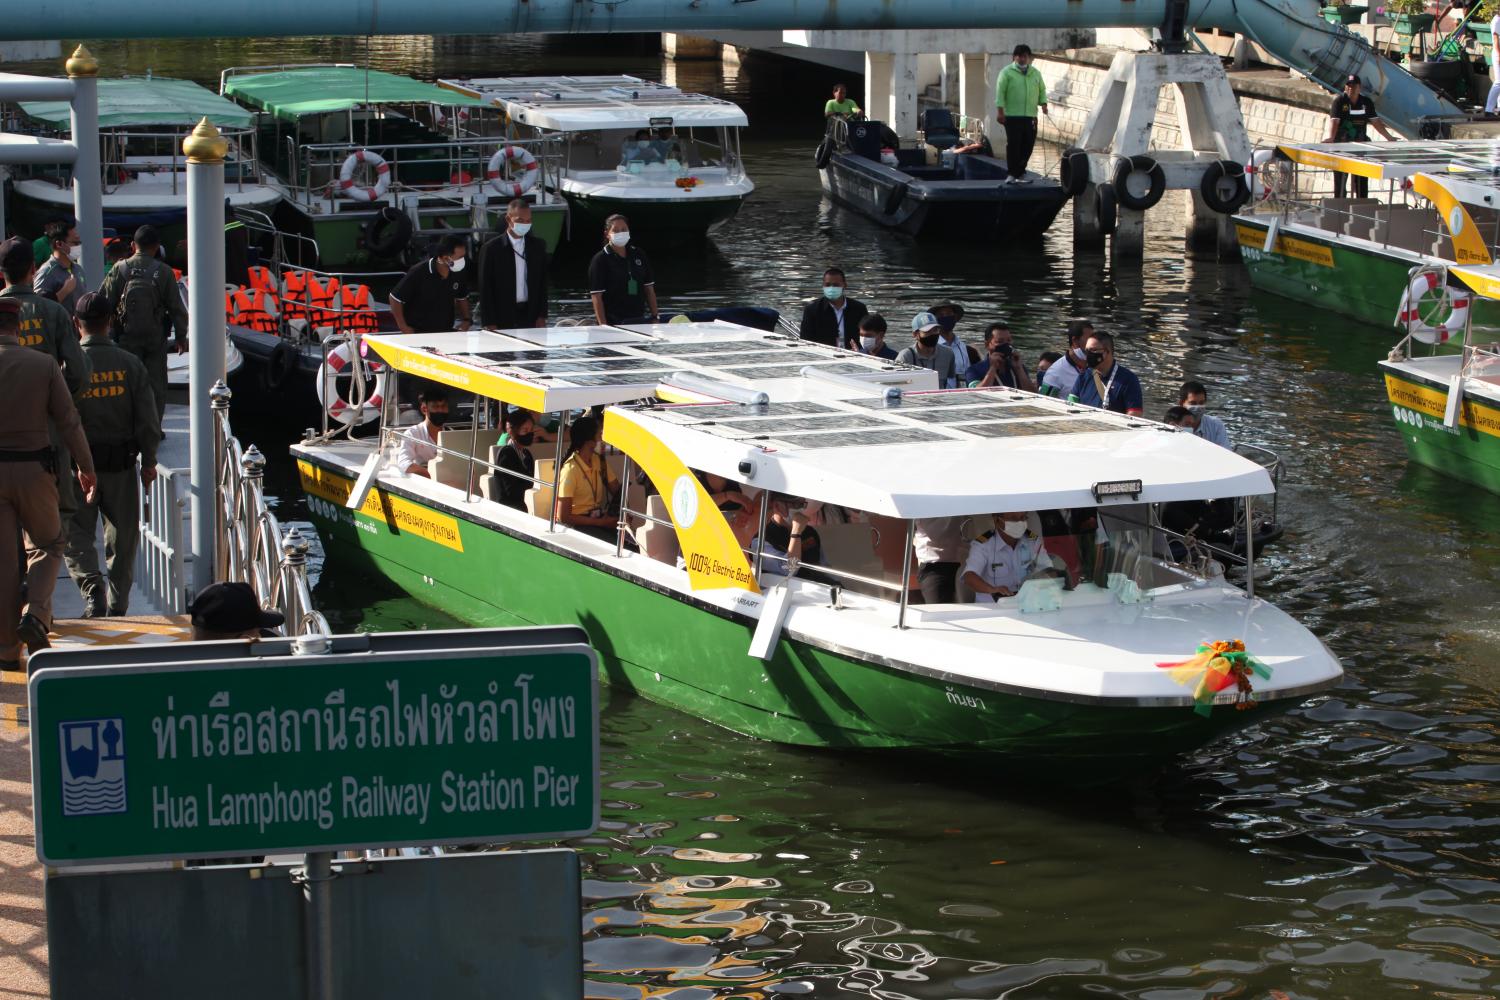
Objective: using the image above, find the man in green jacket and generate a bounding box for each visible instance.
[995,44,1048,183]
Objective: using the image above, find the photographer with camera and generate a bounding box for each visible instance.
[964,321,1035,391]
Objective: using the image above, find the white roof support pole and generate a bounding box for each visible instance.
[66,46,103,292]
[185,119,228,596]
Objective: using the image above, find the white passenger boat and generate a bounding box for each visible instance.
[292,321,1341,771]
[439,75,753,244]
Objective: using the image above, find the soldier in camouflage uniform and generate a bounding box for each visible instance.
[98,225,186,421]
[63,293,161,618]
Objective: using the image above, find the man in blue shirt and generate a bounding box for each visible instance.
[1071,331,1143,415]
[855,313,898,359]
[1178,380,1231,449]
[964,321,1035,390]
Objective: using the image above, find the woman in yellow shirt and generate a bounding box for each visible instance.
[555,414,620,542]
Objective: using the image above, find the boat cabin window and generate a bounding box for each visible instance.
[565,128,727,174]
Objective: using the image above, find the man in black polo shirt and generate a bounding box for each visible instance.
[389,234,472,334]
[588,214,659,325]
[1325,75,1396,198]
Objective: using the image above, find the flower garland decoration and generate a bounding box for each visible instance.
[1156,640,1272,716]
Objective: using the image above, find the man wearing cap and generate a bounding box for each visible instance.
[0,297,96,666]
[1325,75,1397,198]
[188,581,284,641]
[929,301,978,373]
[896,312,958,388]
[62,292,162,618]
[98,225,188,420]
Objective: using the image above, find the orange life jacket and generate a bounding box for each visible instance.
[337,283,380,333]
[281,270,310,321]
[306,274,342,328]
[247,265,277,295]
[231,286,280,334]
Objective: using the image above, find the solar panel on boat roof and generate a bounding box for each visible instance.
[655,400,840,422]
[722,363,861,380]
[920,405,1039,424]
[772,427,937,449]
[508,358,672,373]
[553,372,676,387]
[716,414,853,434]
[963,418,1121,438]
[847,390,1011,409]
[689,351,824,368]
[470,347,629,363]
[629,340,777,356]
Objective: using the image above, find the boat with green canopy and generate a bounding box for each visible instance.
[220,64,568,268]
[291,321,1341,771]
[6,75,285,246]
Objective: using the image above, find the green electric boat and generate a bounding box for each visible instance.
[291,322,1341,771]
[219,64,568,268]
[1234,139,1500,331]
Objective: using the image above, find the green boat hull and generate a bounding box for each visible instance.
[285,201,567,269]
[564,191,745,246]
[299,457,1265,768]
[1234,217,1500,330]
[1384,364,1500,492]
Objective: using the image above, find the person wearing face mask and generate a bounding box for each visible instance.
[854,313,897,359]
[1178,380,1231,449]
[1040,319,1093,397]
[33,220,85,315]
[964,321,1035,391]
[589,214,659,325]
[1070,331,1143,416]
[389,234,472,335]
[479,199,549,330]
[555,414,621,542]
[896,312,958,388]
[927,302,979,371]
[962,511,1054,602]
[995,43,1048,183]
[492,408,537,511]
[398,386,450,478]
[798,267,868,347]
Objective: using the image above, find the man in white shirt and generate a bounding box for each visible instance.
[479,199,549,330]
[1178,380,1231,450]
[913,516,969,603]
[928,301,976,374]
[1040,319,1091,397]
[962,512,1051,602]
[397,386,450,477]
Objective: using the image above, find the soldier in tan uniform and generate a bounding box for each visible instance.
[63,293,161,618]
[0,298,96,666]
[97,225,187,420]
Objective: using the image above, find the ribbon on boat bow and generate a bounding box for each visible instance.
[1156,640,1272,716]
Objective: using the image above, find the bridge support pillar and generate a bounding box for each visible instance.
[959,53,993,142]
[865,50,920,139]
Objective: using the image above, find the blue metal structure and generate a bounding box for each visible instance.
[0,0,1462,135]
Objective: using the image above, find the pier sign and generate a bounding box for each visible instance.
[28,632,599,865]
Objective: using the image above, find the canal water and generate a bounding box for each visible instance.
[33,35,1500,999]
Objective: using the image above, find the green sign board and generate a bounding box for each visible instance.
[29,633,598,865]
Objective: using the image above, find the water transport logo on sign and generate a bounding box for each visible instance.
[671,474,699,529]
[60,719,127,817]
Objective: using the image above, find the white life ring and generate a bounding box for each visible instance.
[1396,270,1470,344]
[338,149,393,202]
[316,339,388,426]
[1245,148,1276,202]
[486,145,539,197]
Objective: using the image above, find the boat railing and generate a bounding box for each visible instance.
[98,124,264,196]
[1233,443,1283,525]
[212,382,330,637]
[282,134,563,211]
[134,462,190,614]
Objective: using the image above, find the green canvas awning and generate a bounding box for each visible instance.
[221,66,487,123]
[18,77,253,129]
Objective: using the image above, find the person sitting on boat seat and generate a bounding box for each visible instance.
[398,385,449,478]
[624,130,662,165]
[556,414,621,543]
[1071,332,1143,416]
[896,313,958,388]
[799,267,869,347]
[962,512,1055,603]
[1178,380,1231,450]
[964,321,1036,391]
[1040,319,1092,397]
[698,470,758,550]
[1036,350,1063,382]
[855,313,898,359]
[493,409,537,512]
[929,301,978,373]
[752,494,824,577]
[825,82,862,120]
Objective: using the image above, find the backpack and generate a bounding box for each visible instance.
[115,260,164,341]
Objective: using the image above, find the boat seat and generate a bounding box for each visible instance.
[920,108,961,151]
[1317,197,1376,234]
[1373,206,1439,254]
[605,451,625,482]
[1340,201,1383,240]
[817,522,882,589]
[1432,234,1454,260]
[621,478,646,531]
[523,458,557,519]
[635,495,679,565]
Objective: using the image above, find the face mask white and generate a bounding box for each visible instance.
[511,222,532,237]
[1002,519,1027,538]
[67,244,83,264]
[859,336,880,353]
[1186,403,1206,416]
[1072,346,1087,360]
[610,231,631,248]
[446,255,467,273]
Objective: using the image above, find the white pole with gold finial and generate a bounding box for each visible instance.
[66,44,102,290]
[184,116,227,595]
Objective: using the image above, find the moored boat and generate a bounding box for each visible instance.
[1234,139,1500,330]
[292,321,1342,770]
[6,76,285,251]
[439,75,753,244]
[219,64,569,268]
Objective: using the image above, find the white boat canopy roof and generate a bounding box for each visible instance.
[1273,138,1500,181]
[364,322,1273,518]
[439,75,750,131]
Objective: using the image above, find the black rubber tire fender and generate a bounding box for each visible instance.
[1198,159,1251,214]
[882,181,910,217]
[364,206,413,258]
[1095,184,1118,237]
[266,340,300,391]
[1059,148,1090,196]
[815,138,832,169]
[1112,154,1167,211]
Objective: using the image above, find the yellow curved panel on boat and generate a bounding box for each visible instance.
[1411,173,1492,266]
[1277,145,1384,179]
[603,410,760,594]
[363,335,549,412]
[1451,265,1500,300]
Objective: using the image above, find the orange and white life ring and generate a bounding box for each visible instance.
[338,149,393,202]
[1245,148,1276,202]
[316,338,388,426]
[486,145,538,198]
[1396,269,1470,344]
